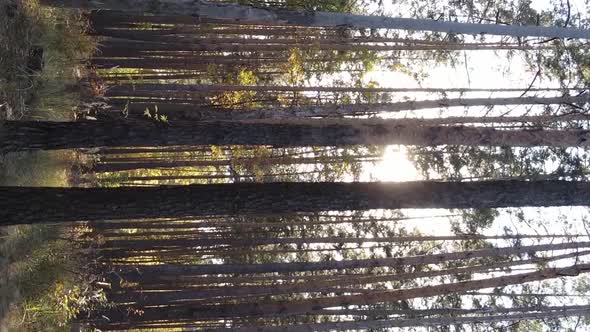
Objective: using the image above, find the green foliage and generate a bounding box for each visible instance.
[408,146,590,181]
[143,105,168,123]
[284,48,305,85]
[207,67,261,108]
[452,209,498,236]
[505,320,544,332]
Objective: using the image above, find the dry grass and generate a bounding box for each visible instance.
[0,0,95,120]
[0,1,98,330]
[0,150,78,331]
[0,224,86,332]
[0,0,39,119]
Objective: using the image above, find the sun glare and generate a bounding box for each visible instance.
[363,145,420,182]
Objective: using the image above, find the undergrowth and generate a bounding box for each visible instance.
[0,1,99,330]
[0,224,102,332]
[0,0,95,120]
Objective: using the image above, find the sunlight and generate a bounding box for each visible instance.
[364,145,420,182]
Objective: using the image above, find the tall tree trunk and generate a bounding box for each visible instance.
[100,264,590,321]
[118,100,587,121]
[146,95,587,120]
[106,84,575,94]
[41,0,590,39]
[1,180,590,223]
[4,119,590,153]
[105,250,589,305]
[115,241,590,276]
[91,155,376,173]
[97,38,544,52]
[202,307,590,332]
[102,235,590,250]
[311,304,590,317]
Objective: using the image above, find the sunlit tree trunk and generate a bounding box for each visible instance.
[102,235,590,250]
[115,241,590,276]
[106,84,574,94]
[146,95,587,120]
[41,0,590,39]
[105,250,588,305]
[97,38,544,52]
[91,155,378,173]
[206,306,590,332]
[312,304,590,317]
[97,264,590,321]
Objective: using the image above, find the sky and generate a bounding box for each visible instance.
[354,0,590,276]
[362,0,589,182]
[349,2,590,322]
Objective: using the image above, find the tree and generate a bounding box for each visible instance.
[103,89,587,120]
[41,0,590,39]
[115,241,589,276]
[4,119,590,153]
[106,249,588,305]
[2,180,590,224]
[197,306,590,332]
[96,263,590,319]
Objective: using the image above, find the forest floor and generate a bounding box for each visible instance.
[0,0,96,330]
[0,0,93,121]
[0,150,87,332]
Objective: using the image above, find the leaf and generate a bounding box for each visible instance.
[121,100,130,118]
[143,107,152,118]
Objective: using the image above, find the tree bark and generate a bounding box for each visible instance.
[105,250,589,305]
[97,38,544,52]
[106,84,576,94]
[2,180,590,224]
[4,119,590,153]
[115,241,590,276]
[101,264,590,321]
[203,307,590,332]
[40,0,590,39]
[130,95,587,120]
[102,234,590,250]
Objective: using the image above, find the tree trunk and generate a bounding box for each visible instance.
[4,119,590,153]
[40,0,590,39]
[115,241,590,276]
[91,155,376,173]
[106,84,576,94]
[203,307,590,332]
[101,264,590,321]
[3,181,590,224]
[148,95,588,120]
[97,38,544,52]
[118,100,587,121]
[102,234,590,250]
[105,250,589,305]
